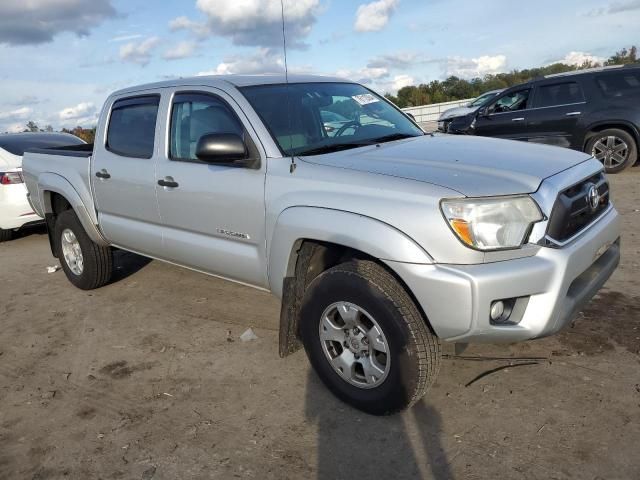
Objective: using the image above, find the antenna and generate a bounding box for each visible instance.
[280,0,296,173]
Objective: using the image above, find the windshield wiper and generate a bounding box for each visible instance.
[295,133,422,156]
[295,142,369,156]
[365,132,423,144]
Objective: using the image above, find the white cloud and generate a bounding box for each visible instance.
[119,37,160,66]
[333,67,413,94]
[335,66,390,84]
[391,74,414,91]
[354,0,399,32]
[555,51,605,66]
[163,41,198,60]
[171,0,319,48]
[446,55,507,78]
[58,102,97,126]
[110,34,143,43]
[0,106,33,121]
[586,0,640,15]
[0,0,116,45]
[197,48,284,76]
[5,123,26,133]
[367,52,426,69]
[169,16,210,38]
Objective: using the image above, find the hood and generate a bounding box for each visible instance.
[302,135,592,197]
[439,106,474,120]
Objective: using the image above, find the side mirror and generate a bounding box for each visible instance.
[195,133,248,164]
[477,106,489,117]
[406,112,416,121]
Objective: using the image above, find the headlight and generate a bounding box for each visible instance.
[440,196,543,251]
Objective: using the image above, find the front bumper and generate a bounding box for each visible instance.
[387,206,621,343]
[0,183,43,230]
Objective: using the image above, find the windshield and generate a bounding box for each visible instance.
[240,82,423,156]
[469,91,497,107]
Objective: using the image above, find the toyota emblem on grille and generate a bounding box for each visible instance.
[587,184,600,212]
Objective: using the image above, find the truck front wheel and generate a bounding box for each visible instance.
[54,209,113,290]
[299,259,441,415]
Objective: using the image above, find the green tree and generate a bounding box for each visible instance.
[24,121,39,132]
[605,46,637,65]
[63,126,96,143]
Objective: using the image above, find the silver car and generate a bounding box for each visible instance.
[23,75,620,415]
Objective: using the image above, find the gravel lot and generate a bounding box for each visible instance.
[1,168,639,480]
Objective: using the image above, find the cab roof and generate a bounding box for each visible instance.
[111,74,351,97]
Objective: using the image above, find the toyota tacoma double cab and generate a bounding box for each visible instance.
[23,75,621,415]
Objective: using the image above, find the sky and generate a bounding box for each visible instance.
[0,0,638,132]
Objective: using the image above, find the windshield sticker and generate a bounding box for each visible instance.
[352,94,379,106]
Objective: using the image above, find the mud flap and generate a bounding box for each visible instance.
[45,212,58,257]
[279,276,303,357]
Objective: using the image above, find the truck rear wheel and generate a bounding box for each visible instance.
[54,209,112,290]
[299,259,441,415]
[0,228,12,243]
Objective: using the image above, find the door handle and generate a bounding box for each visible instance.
[511,117,525,122]
[158,177,179,188]
[565,111,582,117]
[95,169,111,179]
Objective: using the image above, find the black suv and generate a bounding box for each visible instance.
[446,64,640,173]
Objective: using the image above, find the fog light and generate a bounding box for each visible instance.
[490,298,517,324]
[490,301,505,321]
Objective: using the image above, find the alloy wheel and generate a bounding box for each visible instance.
[591,135,629,169]
[61,228,84,275]
[319,301,391,389]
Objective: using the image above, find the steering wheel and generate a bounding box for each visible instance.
[335,121,361,137]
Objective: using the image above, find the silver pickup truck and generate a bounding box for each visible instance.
[23,75,621,415]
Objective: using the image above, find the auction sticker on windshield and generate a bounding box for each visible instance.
[352,94,379,106]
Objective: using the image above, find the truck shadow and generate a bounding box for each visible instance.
[109,249,153,283]
[10,223,47,240]
[305,371,453,479]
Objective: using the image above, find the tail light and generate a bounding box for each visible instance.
[0,171,24,185]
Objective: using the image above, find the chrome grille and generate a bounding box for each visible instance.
[545,172,610,244]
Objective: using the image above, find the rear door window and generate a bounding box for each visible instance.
[106,95,160,158]
[533,82,585,108]
[596,71,640,97]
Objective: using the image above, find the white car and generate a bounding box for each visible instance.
[0,133,85,242]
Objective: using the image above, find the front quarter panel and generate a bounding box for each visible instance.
[268,206,433,298]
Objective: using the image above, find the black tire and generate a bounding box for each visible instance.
[299,259,441,415]
[0,228,12,243]
[54,209,113,290]
[586,128,638,173]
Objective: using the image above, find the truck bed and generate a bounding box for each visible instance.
[22,146,96,224]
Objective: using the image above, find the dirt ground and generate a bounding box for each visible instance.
[1,168,639,480]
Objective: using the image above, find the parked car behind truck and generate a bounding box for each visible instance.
[445,64,640,173]
[23,75,620,415]
[437,88,504,132]
[0,132,84,242]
